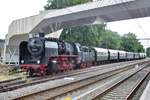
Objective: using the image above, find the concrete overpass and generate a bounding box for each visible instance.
[4,0,150,64]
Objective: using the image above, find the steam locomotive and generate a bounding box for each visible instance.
[19,33,146,76]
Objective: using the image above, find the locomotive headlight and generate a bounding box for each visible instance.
[37,60,40,64]
[21,60,24,64]
[52,60,57,63]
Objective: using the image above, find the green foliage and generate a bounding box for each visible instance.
[60,27,145,52]
[121,33,145,52]
[60,24,122,50]
[60,24,105,47]
[44,0,89,10]
[146,48,150,57]
[100,30,121,49]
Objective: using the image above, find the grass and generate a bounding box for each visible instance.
[0,64,26,81]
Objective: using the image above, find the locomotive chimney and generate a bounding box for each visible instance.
[38,33,45,38]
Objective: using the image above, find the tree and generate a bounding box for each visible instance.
[60,24,106,47]
[60,24,123,49]
[44,0,89,10]
[121,33,145,52]
[136,41,145,52]
[146,47,150,57]
[100,30,121,49]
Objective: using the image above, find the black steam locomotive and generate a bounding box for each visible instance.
[19,33,146,76]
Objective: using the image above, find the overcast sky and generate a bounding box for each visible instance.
[0,0,150,48]
[0,0,47,39]
[107,17,150,48]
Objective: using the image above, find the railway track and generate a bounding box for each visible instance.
[53,63,150,100]
[0,59,149,100]
[94,66,150,100]
[0,77,22,84]
[131,72,150,100]
[0,76,47,93]
[16,67,130,100]
[0,60,149,100]
[0,60,146,93]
